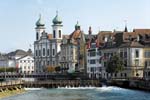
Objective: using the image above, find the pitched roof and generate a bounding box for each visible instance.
[7,49,27,56]
[0,54,8,60]
[16,54,33,60]
[70,30,81,39]
[133,29,150,33]
[119,41,144,48]
[97,31,115,43]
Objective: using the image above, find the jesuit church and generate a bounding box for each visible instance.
[34,12,64,73]
[34,12,87,73]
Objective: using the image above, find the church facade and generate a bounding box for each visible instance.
[34,13,63,73]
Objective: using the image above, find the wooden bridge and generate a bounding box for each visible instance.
[0,73,86,80]
[0,72,101,89]
[23,80,101,88]
[0,79,101,89]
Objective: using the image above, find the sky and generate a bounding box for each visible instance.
[0,0,150,53]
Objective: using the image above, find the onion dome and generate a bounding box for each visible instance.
[36,14,45,26]
[52,11,62,24]
[75,21,80,30]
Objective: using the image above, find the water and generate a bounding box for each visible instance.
[1,86,150,100]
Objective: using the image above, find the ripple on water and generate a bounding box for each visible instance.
[1,87,150,100]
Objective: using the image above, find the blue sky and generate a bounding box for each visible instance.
[0,0,150,53]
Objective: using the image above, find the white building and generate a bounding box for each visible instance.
[100,39,145,79]
[34,12,64,73]
[0,54,15,68]
[16,55,34,74]
[0,49,34,74]
[87,38,102,79]
[60,37,78,73]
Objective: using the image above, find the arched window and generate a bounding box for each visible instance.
[43,48,45,56]
[53,30,56,38]
[36,50,38,56]
[36,32,39,40]
[53,49,55,56]
[47,49,50,56]
[39,50,41,56]
[59,30,61,38]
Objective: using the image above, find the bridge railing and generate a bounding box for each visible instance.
[0,80,23,87]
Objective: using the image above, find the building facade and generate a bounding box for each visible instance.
[87,40,102,79]
[16,55,34,74]
[34,13,63,73]
[98,29,150,79]
[60,37,78,73]
[0,54,15,68]
[0,49,33,73]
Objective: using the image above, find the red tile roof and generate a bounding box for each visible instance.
[133,29,150,33]
[70,30,81,39]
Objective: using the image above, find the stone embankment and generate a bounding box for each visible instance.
[0,80,25,99]
[107,79,150,92]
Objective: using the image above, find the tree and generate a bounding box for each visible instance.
[55,66,61,72]
[46,66,55,72]
[0,67,17,72]
[106,54,124,74]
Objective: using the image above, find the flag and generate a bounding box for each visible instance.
[87,41,91,49]
[16,63,18,68]
[100,56,106,61]
[95,39,99,47]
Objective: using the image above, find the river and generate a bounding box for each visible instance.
[1,86,150,100]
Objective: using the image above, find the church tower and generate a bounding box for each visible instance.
[51,11,63,55]
[52,11,63,39]
[35,14,45,41]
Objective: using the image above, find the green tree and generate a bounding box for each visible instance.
[55,66,61,72]
[106,54,124,74]
[0,67,17,72]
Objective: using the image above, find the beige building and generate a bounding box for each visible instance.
[143,48,150,80]
[98,28,150,79]
[60,37,78,73]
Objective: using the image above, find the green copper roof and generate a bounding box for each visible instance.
[52,11,62,24]
[75,21,80,30]
[36,14,45,26]
[75,21,80,27]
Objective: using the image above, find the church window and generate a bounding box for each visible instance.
[43,48,45,56]
[36,50,38,56]
[59,30,61,38]
[36,32,39,40]
[53,30,56,38]
[53,49,55,56]
[39,50,41,56]
[47,49,50,56]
